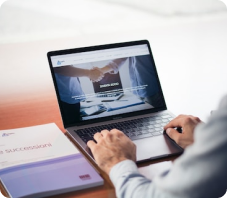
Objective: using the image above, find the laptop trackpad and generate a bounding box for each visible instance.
[134,134,182,162]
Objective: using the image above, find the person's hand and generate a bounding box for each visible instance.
[87,129,136,174]
[89,67,104,82]
[164,115,202,149]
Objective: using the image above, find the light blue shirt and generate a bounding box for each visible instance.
[110,95,227,198]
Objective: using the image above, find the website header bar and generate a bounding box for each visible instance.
[51,44,149,67]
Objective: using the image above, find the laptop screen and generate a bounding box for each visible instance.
[48,40,166,127]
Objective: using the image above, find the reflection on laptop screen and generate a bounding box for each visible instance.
[50,44,164,124]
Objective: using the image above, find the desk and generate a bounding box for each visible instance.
[0,88,177,198]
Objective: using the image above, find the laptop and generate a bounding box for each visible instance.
[47,40,183,163]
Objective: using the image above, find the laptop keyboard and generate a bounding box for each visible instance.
[75,113,173,143]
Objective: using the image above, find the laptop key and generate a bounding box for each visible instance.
[141,126,149,130]
[143,122,150,126]
[161,114,172,119]
[160,123,167,127]
[155,128,165,134]
[83,137,94,143]
[148,129,156,133]
[150,132,161,136]
[162,118,169,122]
[129,128,135,132]
[155,127,163,131]
[129,133,136,138]
[147,125,154,129]
[141,129,149,134]
[135,131,143,136]
[154,116,162,120]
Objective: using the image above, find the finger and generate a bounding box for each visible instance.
[100,129,120,141]
[189,115,201,123]
[164,117,184,130]
[87,140,96,150]
[93,132,103,142]
[110,129,126,138]
[110,128,123,135]
[101,129,110,137]
[166,128,181,143]
[110,128,122,132]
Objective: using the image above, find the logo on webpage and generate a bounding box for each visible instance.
[57,60,65,66]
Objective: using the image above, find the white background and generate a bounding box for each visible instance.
[1,0,227,122]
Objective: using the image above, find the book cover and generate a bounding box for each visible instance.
[0,123,103,198]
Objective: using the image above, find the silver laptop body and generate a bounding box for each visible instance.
[47,40,183,163]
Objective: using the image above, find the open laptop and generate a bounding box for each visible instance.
[47,40,183,163]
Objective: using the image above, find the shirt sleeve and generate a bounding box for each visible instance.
[109,95,227,198]
[107,58,128,74]
[110,160,154,198]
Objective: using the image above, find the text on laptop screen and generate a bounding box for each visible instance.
[50,44,164,124]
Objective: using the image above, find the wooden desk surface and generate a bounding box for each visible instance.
[0,88,177,198]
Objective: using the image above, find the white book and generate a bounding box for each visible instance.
[0,123,103,198]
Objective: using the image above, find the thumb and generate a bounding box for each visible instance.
[166,128,181,143]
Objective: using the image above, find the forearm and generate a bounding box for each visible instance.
[110,155,213,198]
